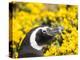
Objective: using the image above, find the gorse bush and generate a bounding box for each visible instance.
[9,2,78,58]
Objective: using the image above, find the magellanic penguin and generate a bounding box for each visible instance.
[18,25,63,58]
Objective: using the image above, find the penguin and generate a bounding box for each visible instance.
[18,25,63,58]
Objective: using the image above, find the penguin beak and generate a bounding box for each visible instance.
[47,26,64,36]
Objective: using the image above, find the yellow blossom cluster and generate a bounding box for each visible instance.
[9,2,78,58]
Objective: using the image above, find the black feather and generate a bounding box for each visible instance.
[18,26,54,58]
[18,27,43,58]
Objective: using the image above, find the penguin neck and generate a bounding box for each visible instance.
[30,27,44,51]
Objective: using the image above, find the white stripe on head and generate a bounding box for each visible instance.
[30,26,49,50]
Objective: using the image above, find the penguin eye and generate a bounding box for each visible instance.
[42,30,47,33]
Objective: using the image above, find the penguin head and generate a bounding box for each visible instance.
[30,25,63,50]
[41,26,63,36]
[35,26,63,45]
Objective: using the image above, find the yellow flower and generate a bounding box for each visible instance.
[13,30,23,43]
